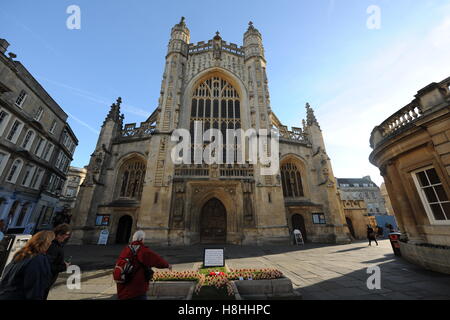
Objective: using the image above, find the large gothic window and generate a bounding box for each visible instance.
[117,158,146,200]
[190,76,241,163]
[281,163,304,198]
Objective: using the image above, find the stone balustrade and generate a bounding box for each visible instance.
[370,102,423,149]
[174,164,254,178]
[277,125,309,144]
[119,122,156,140]
[188,40,245,57]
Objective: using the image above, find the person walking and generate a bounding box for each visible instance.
[0,231,54,300]
[114,230,172,300]
[44,223,72,299]
[388,224,395,233]
[367,225,378,246]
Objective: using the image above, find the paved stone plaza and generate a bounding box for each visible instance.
[48,239,450,300]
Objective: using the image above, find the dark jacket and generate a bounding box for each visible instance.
[47,239,66,278]
[0,254,52,300]
[367,227,376,240]
[116,241,169,300]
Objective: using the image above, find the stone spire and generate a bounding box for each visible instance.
[103,97,122,126]
[178,16,186,28]
[168,17,190,56]
[306,103,320,129]
[170,16,190,42]
[243,21,264,60]
[245,21,261,36]
[213,31,222,41]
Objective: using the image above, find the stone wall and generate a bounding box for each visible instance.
[400,242,450,274]
[342,200,370,240]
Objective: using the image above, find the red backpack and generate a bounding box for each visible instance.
[113,245,140,284]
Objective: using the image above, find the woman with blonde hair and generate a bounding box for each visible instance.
[0,231,54,300]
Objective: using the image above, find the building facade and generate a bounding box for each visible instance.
[380,183,395,216]
[0,39,78,234]
[71,19,350,246]
[370,76,450,273]
[58,166,87,215]
[337,176,387,215]
[341,199,372,240]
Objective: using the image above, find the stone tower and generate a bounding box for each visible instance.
[71,98,123,244]
[303,103,350,243]
[135,17,191,243]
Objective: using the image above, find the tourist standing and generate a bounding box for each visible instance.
[44,223,72,299]
[367,225,378,246]
[0,231,54,300]
[114,230,172,300]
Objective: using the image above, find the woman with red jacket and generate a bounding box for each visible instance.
[116,230,171,300]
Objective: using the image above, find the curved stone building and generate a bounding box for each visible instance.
[370,76,450,273]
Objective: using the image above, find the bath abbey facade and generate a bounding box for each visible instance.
[71,18,351,245]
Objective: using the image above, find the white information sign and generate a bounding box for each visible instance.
[203,248,225,267]
[97,229,109,245]
[293,229,304,245]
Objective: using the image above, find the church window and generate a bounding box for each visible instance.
[281,162,304,198]
[190,75,241,163]
[118,158,146,200]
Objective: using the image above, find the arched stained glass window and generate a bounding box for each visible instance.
[190,76,241,164]
[281,163,304,198]
[117,158,146,200]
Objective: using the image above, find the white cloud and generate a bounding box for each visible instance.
[429,17,450,48]
[37,77,151,121]
[66,112,100,135]
[316,13,450,186]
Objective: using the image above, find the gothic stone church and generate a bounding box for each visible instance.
[71,19,351,245]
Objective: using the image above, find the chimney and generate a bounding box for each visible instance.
[0,39,10,55]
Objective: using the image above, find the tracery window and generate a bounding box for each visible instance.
[281,162,304,198]
[118,158,146,200]
[190,76,241,164]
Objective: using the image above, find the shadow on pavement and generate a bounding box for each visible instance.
[297,257,450,300]
[65,242,359,271]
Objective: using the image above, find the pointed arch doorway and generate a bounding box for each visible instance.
[116,215,132,244]
[200,198,227,244]
[292,214,307,242]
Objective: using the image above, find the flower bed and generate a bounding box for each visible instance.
[151,268,285,299]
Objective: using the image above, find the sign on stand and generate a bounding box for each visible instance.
[203,248,225,267]
[97,229,109,245]
[293,229,304,246]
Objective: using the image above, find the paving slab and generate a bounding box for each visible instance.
[46,239,450,300]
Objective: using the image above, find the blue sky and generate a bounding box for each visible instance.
[1,0,449,186]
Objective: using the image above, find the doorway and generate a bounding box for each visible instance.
[292,214,307,242]
[200,198,227,244]
[116,215,132,244]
